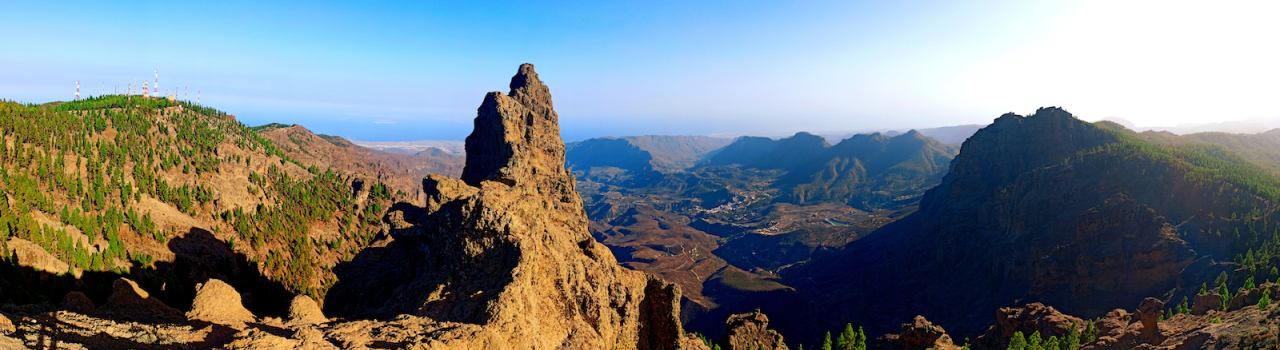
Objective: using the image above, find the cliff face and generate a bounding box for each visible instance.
[325,64,683,349]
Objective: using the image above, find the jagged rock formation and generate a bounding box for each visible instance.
[718,311,789,350]
[325,63,684,349]
[972,303,1085,350]
[874,316,960,350]
[186,279,256,329]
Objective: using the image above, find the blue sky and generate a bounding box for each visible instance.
[3,1,1278,141]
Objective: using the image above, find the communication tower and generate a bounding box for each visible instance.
[76,81,80,101]
[154,70,159,98]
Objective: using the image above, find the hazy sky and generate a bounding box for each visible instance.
[3,1,1278,141]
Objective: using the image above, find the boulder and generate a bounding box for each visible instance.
[1191,293,1221,315]
[186,279,256,328]
[100,278,184,323]
[288,295,328,326]
[0,313,12,334]
[718,311,788,350]
[61,291,96,314]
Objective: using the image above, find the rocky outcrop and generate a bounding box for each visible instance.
[100,278,184,323]
[1226,283,1280,311]
[974,303,1085,350]
[717,311,788,350]
[61,291,96,314]
[186,279,256,329]
[875,316,960,350]
[1135,298,1164,337]
[325,64,683,349]
[288,295,328,326]
[884,316,960,350]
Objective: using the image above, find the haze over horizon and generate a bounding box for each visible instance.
[3,1,1279,142]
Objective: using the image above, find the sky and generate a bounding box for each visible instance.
[2,1,1278,142]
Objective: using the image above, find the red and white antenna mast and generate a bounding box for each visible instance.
[198,90,201,106]
[154,69,159,98]
[76,81,80,101]
[185,86,188,101]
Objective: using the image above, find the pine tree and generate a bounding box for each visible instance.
[1007,331,1026,350]
[1259,288,1272,310]
[822,332,833,350]
[854,327,866,350]
[836,324,851,350]
[1044,336,1061,350]
[1064,323,1081,350]
[1027,331,1043,350]
[1219,282,1232,310]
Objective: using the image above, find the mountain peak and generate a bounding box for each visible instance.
[508,63,542,94]
[462,64,570,194]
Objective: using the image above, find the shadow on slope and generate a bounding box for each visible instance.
[0,228,294,318]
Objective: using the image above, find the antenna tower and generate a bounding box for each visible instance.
[76,81,80,101]
[154,70,158,98]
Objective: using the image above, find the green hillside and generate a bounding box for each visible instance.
[0,95,398,310]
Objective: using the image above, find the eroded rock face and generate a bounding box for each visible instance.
[186,279,256,329]
[100,278,184,324]
[326,64,683,349]
[718,311,788,350]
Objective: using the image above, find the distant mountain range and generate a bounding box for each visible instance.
[348,139,466,156]
[699,131,958,209]
[565,135,733,173]
[1102,116,1280,135]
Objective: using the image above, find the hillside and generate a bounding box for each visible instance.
[0,95,404,316]
[255,124,464,201]
[775,107,1280,344]
[775,130,956,208]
